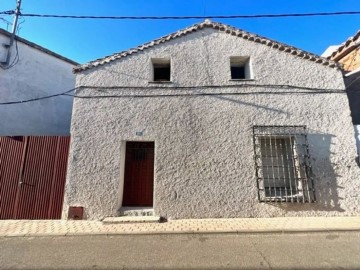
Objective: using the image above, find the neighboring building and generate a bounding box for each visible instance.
[321,45,340,58]
[64,20,360,220]
[326,30,360,161]
[0,28,78,135]
[328,30,360,72]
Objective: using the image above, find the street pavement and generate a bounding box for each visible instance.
[1,216,360,236]
[1,232,360,269]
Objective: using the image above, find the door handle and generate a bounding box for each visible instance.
[19,182,34,187]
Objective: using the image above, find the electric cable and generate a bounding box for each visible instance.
[0,10,13,15]
[1,10,360,20]
[0,88,77,105]
[0,84,346,105]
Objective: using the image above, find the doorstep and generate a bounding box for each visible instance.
[118,207,155,217]
[102,216,160,224]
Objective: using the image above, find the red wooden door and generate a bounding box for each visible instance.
[122,142,154,207]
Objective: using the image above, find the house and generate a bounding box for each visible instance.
[0,28,76,219]
[325,30,360,162]
[0,28,78,135]
[64,20,360,220]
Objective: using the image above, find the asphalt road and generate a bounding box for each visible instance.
[1,232,360,269]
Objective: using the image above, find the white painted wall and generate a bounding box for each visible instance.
[355,125,360,158]
[0,33,76,135]
[65,28,360,220]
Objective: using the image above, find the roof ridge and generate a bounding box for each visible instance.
[74,20,340,73]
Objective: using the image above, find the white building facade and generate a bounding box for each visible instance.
[64,21,360,220]
[0,29,77,135]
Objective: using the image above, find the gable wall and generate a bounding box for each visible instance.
[76,29,343,89]
[65,29,360,220]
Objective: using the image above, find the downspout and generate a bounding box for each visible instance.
[0,0,22,68]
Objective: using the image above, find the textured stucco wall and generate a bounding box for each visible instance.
[0,34,75,135]
[65,29,360,220]
[355,125,360,158]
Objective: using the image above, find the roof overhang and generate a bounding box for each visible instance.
[0,28,79,66]
[73,19,340,73]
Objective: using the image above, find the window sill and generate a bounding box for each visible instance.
[148,81,173,84]
[229,79,255,82]
[261,194,313,203]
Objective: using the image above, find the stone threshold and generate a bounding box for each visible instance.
[102,216,160,224]
[118,207,155,217]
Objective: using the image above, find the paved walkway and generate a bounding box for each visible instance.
[1,216,360,237]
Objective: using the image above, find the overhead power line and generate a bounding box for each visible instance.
[1,10,360,20]
[0,88,76,105]
[0,84,346,105]
[0,10,14,15]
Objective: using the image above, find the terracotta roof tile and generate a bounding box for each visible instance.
[74,20,339,73]
[328,30,360,60]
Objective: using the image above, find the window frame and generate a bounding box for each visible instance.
[253,125,315,203]
[151,58,171,82]
[230,56,252,80]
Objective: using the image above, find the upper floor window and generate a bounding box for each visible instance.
[152,58,171,82]
[230,56,252,80]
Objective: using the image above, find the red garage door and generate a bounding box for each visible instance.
[0,136,70,219]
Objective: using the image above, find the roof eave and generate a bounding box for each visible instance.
[73,20,340,73]
[0,28,79,66]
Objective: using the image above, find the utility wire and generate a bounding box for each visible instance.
[0,10,13,15]
[1,10,360,20]
[0,88,76,105]
[69,84,346,92]
[2,20,23,70]
[0,84,345,105]
[63,90,345,99]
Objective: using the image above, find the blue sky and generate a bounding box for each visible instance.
[0,0,360,64]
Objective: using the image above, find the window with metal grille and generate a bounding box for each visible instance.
[253,126,315,203]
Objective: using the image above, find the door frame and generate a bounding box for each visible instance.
[117,140,156,210]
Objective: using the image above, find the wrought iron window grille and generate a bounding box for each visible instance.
[253,125,315,203]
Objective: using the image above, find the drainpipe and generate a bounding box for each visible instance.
[0,0,22,67]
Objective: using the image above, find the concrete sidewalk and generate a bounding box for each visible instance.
[1,216,360,237]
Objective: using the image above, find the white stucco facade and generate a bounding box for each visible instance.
[64,22,360,220]
[355,125,360,158]
[0,30,77,135]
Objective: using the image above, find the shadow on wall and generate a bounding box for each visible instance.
[345,73,360,125]
[274,131,345,213]
[345,73,360,164]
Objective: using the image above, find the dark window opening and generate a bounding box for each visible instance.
[153,61,171,81]
[231,66,245,79]
[230,56,251,79]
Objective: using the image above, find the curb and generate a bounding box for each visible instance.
[1,227,360,238]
